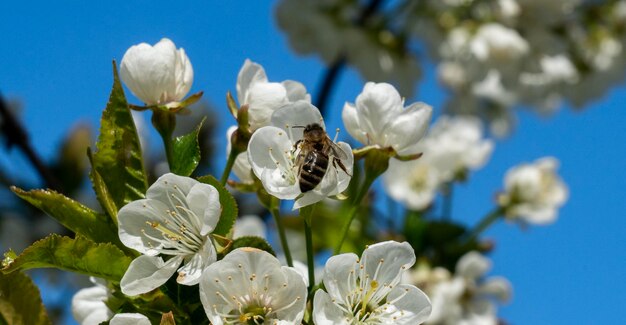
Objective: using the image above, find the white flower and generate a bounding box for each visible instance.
[118,173,221,295]
[233,215,267,239]
[109,313,151,325]
[120,38,193,106]
[236,59,311,131]
[472,70,517,107]
[199,247,307,325]
[425,252,511,325]
[313,241,431,324]
[342,82,432,156]
[470,23,529,62]
[247,101,353,209]
[226,126,254,184]
[383,158,441,210]
[498,157,568,224]
[422,116,494,181]
[71,278,113,325]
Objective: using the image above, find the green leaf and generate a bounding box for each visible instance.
[170,118,205,176]
[2,235,132,282]
[0,271,51,325]
[91,61,148,219]
[231,236,276,256]
[11,187,120,245]
[87,148,119,222]
[196,175,237,236]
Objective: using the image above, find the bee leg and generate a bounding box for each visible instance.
[333,158,351,177]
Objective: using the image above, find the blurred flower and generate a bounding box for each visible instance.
[71,278,112,325]
[233,215,267,239]
[470,23,529,63]
[226,126,254,184]
[118,173,220,295]
[422,116,494,181]
[498,157,568,224]
[199,247,307,325]
[384,158,441,210]
[247,101,353,209]
[342,82,432,156]
[313,241,432,324]
[409,252,511,325]
[236,59,310,131]
[109,313,151,325]
[120,38,193,106]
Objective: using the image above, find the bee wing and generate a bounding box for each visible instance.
[327,138,349,160]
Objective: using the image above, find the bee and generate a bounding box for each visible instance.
[293,123,350,193]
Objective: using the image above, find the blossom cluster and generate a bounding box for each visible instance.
[276,0,626,135]
[1,37,568,325]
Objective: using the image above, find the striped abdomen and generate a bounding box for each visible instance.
[299,151,329,192]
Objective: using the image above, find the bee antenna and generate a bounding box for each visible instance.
[291,125,305,129]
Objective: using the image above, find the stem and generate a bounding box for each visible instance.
[220,148,239,185]
[270,197,293,267]
[300,204,317,294]
[442,182,453,220]
[304,218,315,294]
[465,208,504,243]
[152,110,176,169]
[334,174,377,254]
[0,93,63,191]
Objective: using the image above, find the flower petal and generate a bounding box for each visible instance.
[321,253,360,306]
[341,102,368,145]
[71,285,112,325]
[385,102,432,156]
[146,173,198,206]
[117,198,172,256]
[313,290,350,325]
[383,284,432,324]
[236,59,268,105]
[247,82,289,131]
[120,255,182,296]
[354,82,403,145]
[360,241,415,287]
[271,101,324,143]
[282,80,311,102]
[176,240,217,285]
[456,251,490,279]
[248,126,300,199]
[109,313,151,325]
[186,183,221,236]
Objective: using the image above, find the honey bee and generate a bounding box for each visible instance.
[293,123,350,192]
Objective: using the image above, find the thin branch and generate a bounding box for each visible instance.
[0,92,63,191]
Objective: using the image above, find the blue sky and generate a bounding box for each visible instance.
[1,1,625,324]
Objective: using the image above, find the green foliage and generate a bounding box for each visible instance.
[170,118,205,176]
[0,271,51,325]
[2,235,132,282]
[231,236,276,256]
[90,61,148,221]
[197,175,237,236]
[11,187,120,246]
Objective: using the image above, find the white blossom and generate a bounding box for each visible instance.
[233,215,267,239]
[313,241,431,324]
[199,247,307,325]
[342,82,432,156]
[498,157,568,224]
[120,38,193,106]
[469,23,529,63]
[247,101,353,209]
[118,173,220,295]
[71,278,113,325]
[383,158,441,210]
[236,59,310,132]
[109,313,151,325]
[407,252,511,325]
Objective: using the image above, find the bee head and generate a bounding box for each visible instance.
[303,123,325,141]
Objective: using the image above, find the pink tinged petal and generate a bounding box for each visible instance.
[321,253,360,305]
[71,286,113,325]
[270,101,325,143]
[282,80,311,102]
[109,313,151,325]
[117,198,171,256]
[176,240,217,285]
[247,82,289,130]
[120,255,182,296]
[341,102,368,145]
[386,102,433,156]
[186,183,221,236]
[456,251,490,279]
[361,241,416,287]
[248,127,300,199]
[236,59,268,105]
[313,290,351,325]
[384,284,432,325]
